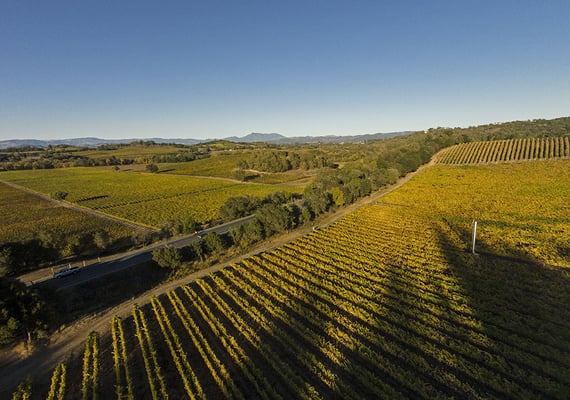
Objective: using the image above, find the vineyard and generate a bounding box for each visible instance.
[160,154,312,184]
[0,168,302,228]
[159,153,249,178]
[433,136,570,165]
[15,158,570,399]
[0,182,136,249]
[384,158,570,267]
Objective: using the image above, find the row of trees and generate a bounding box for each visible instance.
[0,143,207,171]
[0,152,209,170]
[237,150,334,173]
[153,191,302,270]
[0,230,117,277]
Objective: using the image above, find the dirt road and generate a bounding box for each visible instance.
[0,165,428,396]
[0,179,157,234]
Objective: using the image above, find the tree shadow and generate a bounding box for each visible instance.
[431,221,570,398]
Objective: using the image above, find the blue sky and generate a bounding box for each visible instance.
[1,1,569,140]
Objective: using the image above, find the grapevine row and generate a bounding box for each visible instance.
[183,282,320,399]
[150,296,205,399]
[434,137,570,165]
[174,287,279,400]
[255,247,566,396]
[46,362,66,400]
[166,290,244,399]
[81,332,99,400]
[111,316,134,400]
[132,305,169,400]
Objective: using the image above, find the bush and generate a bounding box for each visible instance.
[51,191,68,200]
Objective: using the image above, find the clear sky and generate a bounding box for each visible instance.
[1,1,569,140]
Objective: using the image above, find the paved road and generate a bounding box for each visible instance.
[24,215,255,291]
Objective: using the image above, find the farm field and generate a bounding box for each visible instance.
[434,136,570,165]
[77,144,195,161]
[383,159,570,267]
[0,167,303,228]
[159,152,249,178]
[0,182,137,255]
[17,158,570,399]
[160,153,312,184]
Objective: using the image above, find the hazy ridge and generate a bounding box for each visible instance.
[0,131,411,149]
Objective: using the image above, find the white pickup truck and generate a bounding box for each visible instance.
[53,266,80,278]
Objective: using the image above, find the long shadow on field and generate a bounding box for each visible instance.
[50,263,169,325]
[433,223,570,398]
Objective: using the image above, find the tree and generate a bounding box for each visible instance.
[61,233,93,257]
[0,278,49,349]
[146,163,159,173]
[180,216,197,234]
[160,216,197,237]
[152,246,182,269]
[303,186,333,217]
[229,219,264,249]
[220,196,260,221]
[93,230,110,250]
[190,240,205,262]
[51,191,68,200]
[0,247,14,277]
[203,233,224,255]
[264,191,291,205]
[256,204,292,236]
[232,169,247,181]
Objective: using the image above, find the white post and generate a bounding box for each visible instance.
[472,220,478,255]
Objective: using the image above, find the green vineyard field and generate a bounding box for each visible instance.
[383,159,570,267]
[433,136,570,165]
[0,168,302,228]
[0,182,137,249]
[15,159,570,399]
[159,153,249,178]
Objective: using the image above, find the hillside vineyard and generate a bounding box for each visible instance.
[19,159,570,399]
[433,136,570,165]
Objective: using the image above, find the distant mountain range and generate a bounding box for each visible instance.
[0,131,412,149]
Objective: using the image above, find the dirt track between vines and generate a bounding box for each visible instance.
[0,179,157,234]
[0,164,428,396]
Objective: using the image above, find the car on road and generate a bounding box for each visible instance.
[53,266,80,278]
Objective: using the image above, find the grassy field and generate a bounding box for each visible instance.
[0,167,303,227]
[0,182,137,251]
[21,158,570,399]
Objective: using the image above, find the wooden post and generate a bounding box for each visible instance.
[472,220,478,255]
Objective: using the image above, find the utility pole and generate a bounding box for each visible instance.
[472,220,478,255]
